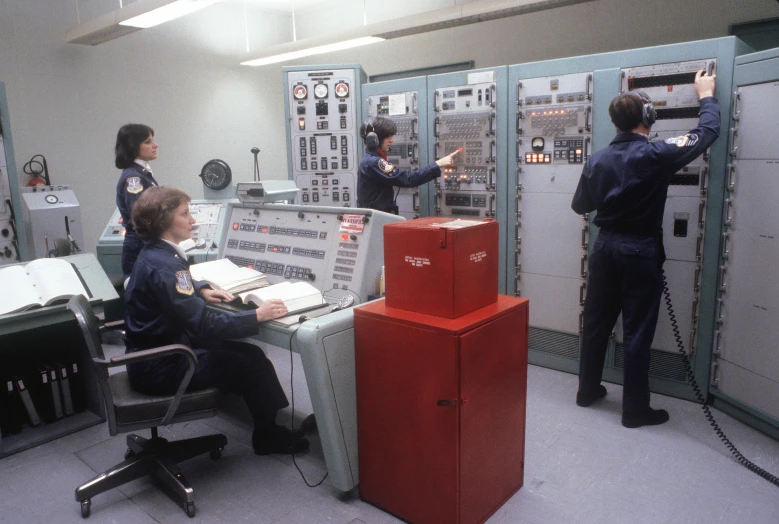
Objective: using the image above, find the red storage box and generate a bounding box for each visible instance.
[383,217,498,318]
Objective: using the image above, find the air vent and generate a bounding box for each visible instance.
[614,344,688,382]
[529,328,580,359]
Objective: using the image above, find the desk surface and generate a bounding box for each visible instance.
[0,253,119,336]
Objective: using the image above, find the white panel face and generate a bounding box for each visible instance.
[621,59,715,110]
[515,72,592,337]
[732,82,779,160]
[614,259,698,354]
[662,196,705,263]
[287,69,359,208]
[724,228,779,311]
[517,192,584,278]
[717,360,779,421]
[717,78,779,419]
[0,136,6,167]
[518,272,582,335]
[367,91,420,219]
[433,81,498,218]
[726,160,779,233]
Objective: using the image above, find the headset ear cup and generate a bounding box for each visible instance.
[365,117,379,148]
[642,103,656,127]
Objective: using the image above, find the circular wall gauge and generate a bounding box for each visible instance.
[314,83,328,99]
[334,82,349,98]
[531,137,545,151]
[45,194,58,204]
[293,85,308,100]
[199,159,232,190]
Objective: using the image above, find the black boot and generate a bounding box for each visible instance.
[576,385,607,407]
[253,425,310,455]
[622,408,670,428]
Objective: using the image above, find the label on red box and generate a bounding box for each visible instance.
[469,251,488,263]
[404,256,431,268]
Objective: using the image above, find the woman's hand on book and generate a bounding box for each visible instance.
[200,288,235,303]
[256,299,288,322]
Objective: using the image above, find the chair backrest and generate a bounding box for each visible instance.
[67,295,117,431]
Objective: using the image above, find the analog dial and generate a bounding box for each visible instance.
[314,83,328,99]
[293,85,308,100]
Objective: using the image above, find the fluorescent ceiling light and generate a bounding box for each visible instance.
[239,0,594,67]
[119,0,223,29]
[65,0,223,45]
[241,36,385,67]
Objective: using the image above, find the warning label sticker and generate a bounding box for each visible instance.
[404,256,431,268]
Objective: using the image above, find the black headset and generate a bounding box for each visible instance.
[364,118,379,149]
[634,90,657,128]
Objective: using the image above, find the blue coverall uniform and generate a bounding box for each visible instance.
[572,96,720,412]
[116,164,158,277]
[357,149,441,212]
[124,240,289,429]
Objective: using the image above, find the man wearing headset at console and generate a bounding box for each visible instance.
[572,70,719,428]
[357,117,459,213]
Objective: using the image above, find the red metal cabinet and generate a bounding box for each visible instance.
[355,296,528,524]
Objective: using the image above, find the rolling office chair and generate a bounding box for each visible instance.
[67,295,227,519]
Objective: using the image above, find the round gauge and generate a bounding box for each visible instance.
[199,159,232,190]
[334,82,349,98]
[293,84,307,100]
[337,294,355,309]
[45,194,58,204]
[531,137,545,152]
[314,83,329,99]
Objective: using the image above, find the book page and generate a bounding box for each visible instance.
[24,258,88,306]
[0,265,44,315]
[190,258,266,292]
[239,281,323,313]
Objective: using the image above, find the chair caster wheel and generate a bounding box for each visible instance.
[185,501,196,518]
[80,499,91,518]
[124,449,136,460]
[210,447,223,460]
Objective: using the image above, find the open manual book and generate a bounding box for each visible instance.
[189,258,268,294]
[0,258,90,316]
[236,281,324,315]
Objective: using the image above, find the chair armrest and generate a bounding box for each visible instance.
[104,344,199,426]
[99,319,126,333]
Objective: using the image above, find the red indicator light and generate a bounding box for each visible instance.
[232,223,239,230]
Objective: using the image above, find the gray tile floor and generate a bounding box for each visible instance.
[1,344,777,524]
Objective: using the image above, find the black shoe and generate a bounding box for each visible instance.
[576,385,607,407]
[253,426,310,455]
[622,408,670,428]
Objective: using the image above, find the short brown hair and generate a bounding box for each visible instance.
[131,186,190,241]
[608,93,645,133]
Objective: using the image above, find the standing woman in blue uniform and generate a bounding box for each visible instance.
[115,124,159,277]
[571,70,719,428]
[125,186,309,454]
[357,117,459,213]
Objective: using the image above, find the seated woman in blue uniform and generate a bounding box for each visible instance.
[124,186,308,455]
[115,124,160,277]
[357,116,459,213]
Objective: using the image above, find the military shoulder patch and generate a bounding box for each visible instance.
[377,158,394,174]
[126,176,144,194]
[664,134,699,148]
[175,270,194,296]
